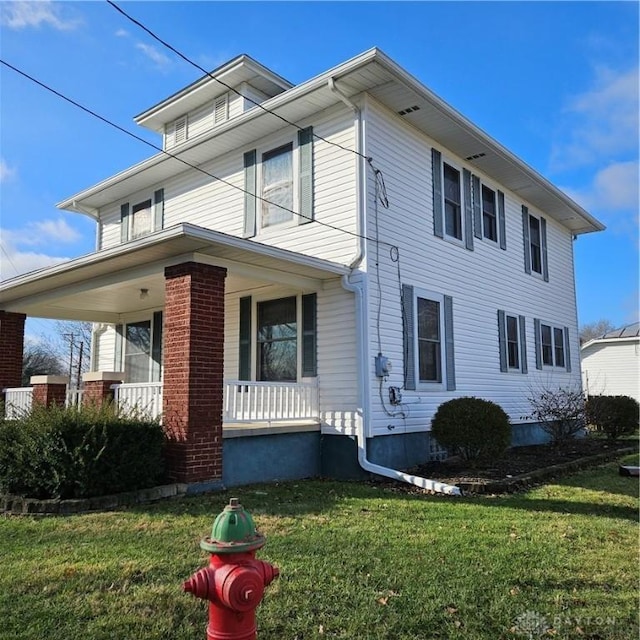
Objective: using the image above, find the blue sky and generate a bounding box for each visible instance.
[0,1,638,337]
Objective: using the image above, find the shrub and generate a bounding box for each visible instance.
[0,403,165,499]
[526,385,586,444]
[431,397,511,461]
[585,395,639,439]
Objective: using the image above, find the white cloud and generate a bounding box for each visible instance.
[0,243,69,281]
[0,158,16,182]
[0,1,81,31]
[4,218,81,248]
[115,28,129,38]
[551,66,639,171]
[563,161,640,214]
[135,42,171,69]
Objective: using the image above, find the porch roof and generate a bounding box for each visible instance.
[0,223,349,322]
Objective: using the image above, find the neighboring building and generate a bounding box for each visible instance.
[0,49,604,488]
[581,322,640,402]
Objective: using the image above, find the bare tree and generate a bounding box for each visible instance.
[579,319,616,345]
[22,341,65,385]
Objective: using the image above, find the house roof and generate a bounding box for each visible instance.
[57,48,604,235]
[0,223,349,323]
[581,321,640,352]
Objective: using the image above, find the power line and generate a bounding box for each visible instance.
[106,0,371,163]
[1,58,395,248]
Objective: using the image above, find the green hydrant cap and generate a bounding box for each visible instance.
[200,498,266,554]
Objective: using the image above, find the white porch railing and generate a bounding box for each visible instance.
[112,382,163,421]
[66,387,84,408]
[223,380,319,424]
[3,387,33,419]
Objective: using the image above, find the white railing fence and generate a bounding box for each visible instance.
[112,382,163,421]
[3,387,33,419]
[224,380,319,423]
[66,387,84,408]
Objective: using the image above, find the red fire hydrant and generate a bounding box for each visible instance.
[183,497,279,640]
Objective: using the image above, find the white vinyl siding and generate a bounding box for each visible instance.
[362,96,581,434]
[99,104,357,264]
[581,340,640,402]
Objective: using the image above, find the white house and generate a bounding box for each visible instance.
[0,49,604,490]
[581,322,640,402]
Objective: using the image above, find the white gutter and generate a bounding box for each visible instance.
[341,272,460,496]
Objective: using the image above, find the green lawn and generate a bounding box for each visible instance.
[1,456,638,640]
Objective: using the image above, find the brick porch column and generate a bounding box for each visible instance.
[163,262,227,484]
[82,371,125,406]
[31,375,69,407]
[0,311,26,395]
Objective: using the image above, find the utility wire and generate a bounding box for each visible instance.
[1,58,396,248]
[106,0,372,163]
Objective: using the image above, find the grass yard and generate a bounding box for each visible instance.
[1,456,638,640]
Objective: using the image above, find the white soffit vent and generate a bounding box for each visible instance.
[398,105,421,116]
[174,116,187,144]
[214,93,229,124]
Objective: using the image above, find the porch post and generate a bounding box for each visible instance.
[0,311,26,398]
[31,375,69,407]
[82,371,125,406]
[163,262,227,484]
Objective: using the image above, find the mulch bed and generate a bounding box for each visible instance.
[408,437,638,494]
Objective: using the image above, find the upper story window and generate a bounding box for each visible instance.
[534,319,571,371]
[402,284,456,391]
[243,127,314,238]
[120,189,164,243]
[482,185,498,242]
[443,163,462,241]
[522,206,549,281]
[261,143,294,228]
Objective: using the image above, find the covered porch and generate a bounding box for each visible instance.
[0,223,351,486]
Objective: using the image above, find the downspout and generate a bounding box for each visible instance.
[330,79,460,496]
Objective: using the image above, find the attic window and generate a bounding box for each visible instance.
[465,152,486,161]
[214,94,229,124]
[398,105,420,116]
[173,116,187,144]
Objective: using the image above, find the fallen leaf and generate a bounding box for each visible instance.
[376,596,389,606]
[509,587,520,596]
[445,606,458,615]
[318,625,324,634]
[454,620,463,628]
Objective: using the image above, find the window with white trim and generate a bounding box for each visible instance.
[120,190,164,243]
[261,143,294,229]
[497,310,527,374]
[522,206,548,280]
[402,285,455,391]
[443,162,462,241]
[482,184,498,242]
[130,199,152,240]
[529,215,542,274]
[118,312,163,383]
[534,319,570,370]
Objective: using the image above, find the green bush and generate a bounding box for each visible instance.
[586,395,640,440]
[0,403,165,499]
[431,397,511,460]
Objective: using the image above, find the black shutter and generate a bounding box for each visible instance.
[541,217,549,282]
[301,293,317,376]
[153,189,164,231]
[519,315,528,374]
[498,190,506,250]
[497,310,508,373]
[522,205,531,274]
[239,296,252,380]
[402,284,416,390]
[120,203,130,243]
[243,150,257,238]
[534,318,542,370]
[431,148,443,238]
[444,295,456,391]
[151,311,163,382]
[472,174,482,239]
[463,169,474,250]
[298,127,314,224]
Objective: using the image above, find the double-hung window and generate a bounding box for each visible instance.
[497,310,527,373]
[120,189,165,243]
[534,319,571,371]
[243,127,314,238]
[238,293,317,382]
[116,312,163,383]
[482,185,498,242]
[443,163,462,241]
[261,143,294,228]
[522,206,549,280]
[402,285,455,391]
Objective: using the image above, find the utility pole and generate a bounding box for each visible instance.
[63,333,75,382]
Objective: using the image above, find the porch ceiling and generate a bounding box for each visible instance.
[0,223,349,322]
